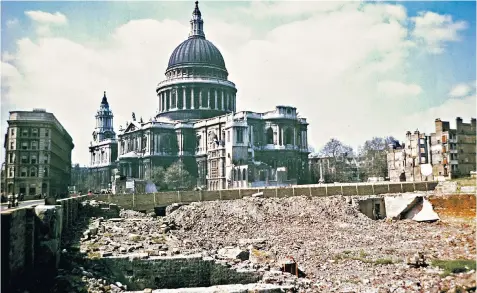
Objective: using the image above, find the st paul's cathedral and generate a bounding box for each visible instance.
[88,2,310,192]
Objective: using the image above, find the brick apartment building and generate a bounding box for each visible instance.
[388,117,476,181]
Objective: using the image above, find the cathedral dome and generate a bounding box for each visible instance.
[167,37,226,71]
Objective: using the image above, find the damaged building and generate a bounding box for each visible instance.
[387,117,476,182]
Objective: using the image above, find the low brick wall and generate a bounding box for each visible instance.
[1,195,87,292]
[95,182,438,211]
[101,254,260,290]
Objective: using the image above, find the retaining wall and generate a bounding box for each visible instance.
[95,181,438,211]
[101,254,260,290]
[1,195,87,292]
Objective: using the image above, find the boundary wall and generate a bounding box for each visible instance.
[1,195,87,292]
[94,182,438,211]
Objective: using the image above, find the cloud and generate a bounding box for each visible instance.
[377,80,422,97]
[24,11,67,25]
[6,18,19,28]
[2,3,472,164]
[412,11,467,54]
[24,11,68,36]
[448,82,474,98]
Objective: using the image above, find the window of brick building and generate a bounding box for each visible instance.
[31,155,37,164]
[10,142,14,150]
[44,154,48,164]
[8,153,14,163]
[20,167,27,177]
[29,187,36,195]
[44,168,48,177]
[8,167,14,177]
[31,141,38,150]
[30,168,36,177]
[21,141,28,150]
[11,128,15,136]
[45,129,49,137]
[21,154,28,164]
[32,128,38,137]
[21,128,29,137]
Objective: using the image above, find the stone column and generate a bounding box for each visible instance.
[226,93,230,111]
[169,89,172,110]
[293,128,296,146]
[159,92,163,112]
[191,87,195,109]
[221,90,225,111]
[207,88,211,109]
[183,87,187,109]
[199,88,203,108]
[214,89,218,110]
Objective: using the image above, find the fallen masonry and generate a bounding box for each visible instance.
[53,194,476,292]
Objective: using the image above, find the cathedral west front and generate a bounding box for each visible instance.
[88,2,310,191]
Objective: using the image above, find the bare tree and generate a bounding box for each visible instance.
[319,138,353,158]
[318,138,355,182]
[359,136,396,179]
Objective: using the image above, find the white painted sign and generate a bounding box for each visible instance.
[126,181,134,189]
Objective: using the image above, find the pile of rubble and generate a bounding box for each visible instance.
[55,196,475,292]
[163,195,476,292]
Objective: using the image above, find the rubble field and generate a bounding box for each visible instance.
[59,193,475,293]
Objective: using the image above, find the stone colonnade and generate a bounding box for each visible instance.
[158,85,236,113]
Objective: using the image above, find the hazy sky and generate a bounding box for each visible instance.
[2,1,476,165]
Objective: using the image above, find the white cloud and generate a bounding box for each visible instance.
[24,11,67,25]
[412,11,467,54]
[24,11,68,36]
[448,82,474,98]
[377,80,422,97]
[2,3,472,164]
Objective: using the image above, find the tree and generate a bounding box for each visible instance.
[319,138,353,158]
[358,136,396,180]
[164,161,194,191]
[317,138,356,183]
[147,166,167,190]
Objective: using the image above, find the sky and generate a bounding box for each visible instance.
[1,0,476,166]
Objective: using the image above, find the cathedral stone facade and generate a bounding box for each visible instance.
[89,2,310,191]
[88,92,118,191]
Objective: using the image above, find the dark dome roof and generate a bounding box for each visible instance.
[167,37,226,71]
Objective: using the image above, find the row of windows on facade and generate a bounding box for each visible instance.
[118,127,303,154]
[8,153,48,164]
[8,167,48,178]
[166,68,227,80]
[11,127,49,137]
[10,140,49,151]
[92,151,110,163]
[199,127,298,148]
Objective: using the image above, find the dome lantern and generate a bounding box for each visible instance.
[189,1,205,39]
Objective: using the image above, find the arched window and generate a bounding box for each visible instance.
[242,169,247,181]
[266,128,274,145]
[234,169,238,181]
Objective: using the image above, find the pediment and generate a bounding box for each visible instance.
[124,121,141,133]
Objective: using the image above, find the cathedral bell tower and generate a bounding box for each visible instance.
[93,91,116,142]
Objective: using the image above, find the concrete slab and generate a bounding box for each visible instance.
[412,198,440,222]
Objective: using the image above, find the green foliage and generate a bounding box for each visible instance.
[148,166,167,190]
[432,259,476,276]
[164,161,194,191]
